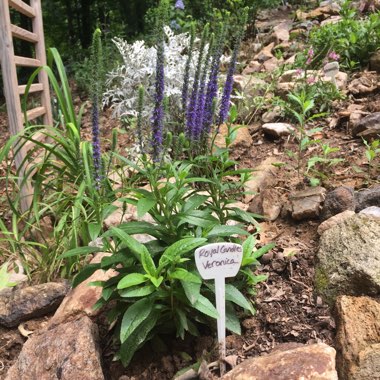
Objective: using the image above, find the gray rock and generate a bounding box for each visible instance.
[335,296,380,380]
[6,316,104,380]
[355,185,380,211]
[359,206,380,218]
[317,210,356,235]
[352,112,380,139]
[262,106,282,123]
[315,214,380,305]
[0,282,69,328]
[262,122,295,138]
[290,187,326,221]
[321,186,356,221]
[222,343,338,380]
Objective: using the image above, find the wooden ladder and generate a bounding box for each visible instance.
[0,0,52,212]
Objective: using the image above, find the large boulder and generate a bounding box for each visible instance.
[335,296,380,380]
[6,316,104,380]
[315,214,380,305]
[222,343,338,380]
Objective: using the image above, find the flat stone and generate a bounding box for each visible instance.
[318,210,356,235]
[321,186,356,221]
[262,123,295,138]
[222,343,338,380]
[6,316,104,380]
[315,214,380,305]
[0,282,69,328]
[359,206,380,218]
[348,74,378,96]
[49,253,117,326]
[355,185,380,211]
[248,188,282,221]
[244,157,280,203]
[262,106,282,123]
[253,42,274,63]
[335,296,380,380]
[290,187,327,221]
[272,21,292,43]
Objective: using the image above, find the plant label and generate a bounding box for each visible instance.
[195,242,243,375]
[194,242,243,280]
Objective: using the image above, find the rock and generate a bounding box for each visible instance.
[233,75,266,98]
[253,42,274,63]
[6,316,104,380]
[0,282,68,328]
[242,60,262,75]
[263,57,282,72]
[352,112,380,139]
[244,157,280,203]
[318,210,356,235]
[49,253,117,326]
[262,106,282,123]
[315,214,380,305]
[323,71,348,91]
[355,185,380,211]
[290,187,327,221]
[369,51,380,72]
[348,73,378,95]
[320,186,356,221]
[359,206,380,218]
[214,124,253,149]
[262,122,295,138]
[321,15,342,26]
[335,296,380,380]
[222,343,338,380]
[248,188,282,221]
[273,21,292,43]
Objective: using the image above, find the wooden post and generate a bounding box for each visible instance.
[0,0,33,211]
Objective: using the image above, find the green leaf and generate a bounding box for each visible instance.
[117,273,147,290]
[226,302,241,334]
[137,197,156,218]
[119,310,158,366]
[178,210,218,229]
[193,294,219,319]
[252,243,275,259]
[120,298,153,343]
[181,281,201,304]
[145,274,163,288]
[119,284,156,298]
[225,284,254,314]
[183,194,209,212]
[207,225,249,238]
[58,246,103,259]
[169,268,202,284]
[159,238,207,270]
[108,227,150,261]
[141,249,157,277]
[72,263,101,288]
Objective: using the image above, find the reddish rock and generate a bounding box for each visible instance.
[222,343,338,380]
[335,296,380,380]
[49,253,117,326]
[6,316,104,380]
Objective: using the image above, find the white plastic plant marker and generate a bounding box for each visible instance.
[195,242,243,375]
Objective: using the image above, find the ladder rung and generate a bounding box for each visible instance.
[22,106,46,123]
[11,24,39,43]
[24,130,48,151]
[9,0,36,18]
[18,83,44,95]
[24,155,44,178]
[14,56,41,67]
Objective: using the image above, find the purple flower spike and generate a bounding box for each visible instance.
[175,0,185,10]
[219,42,240,125]
[152,39,165,161]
